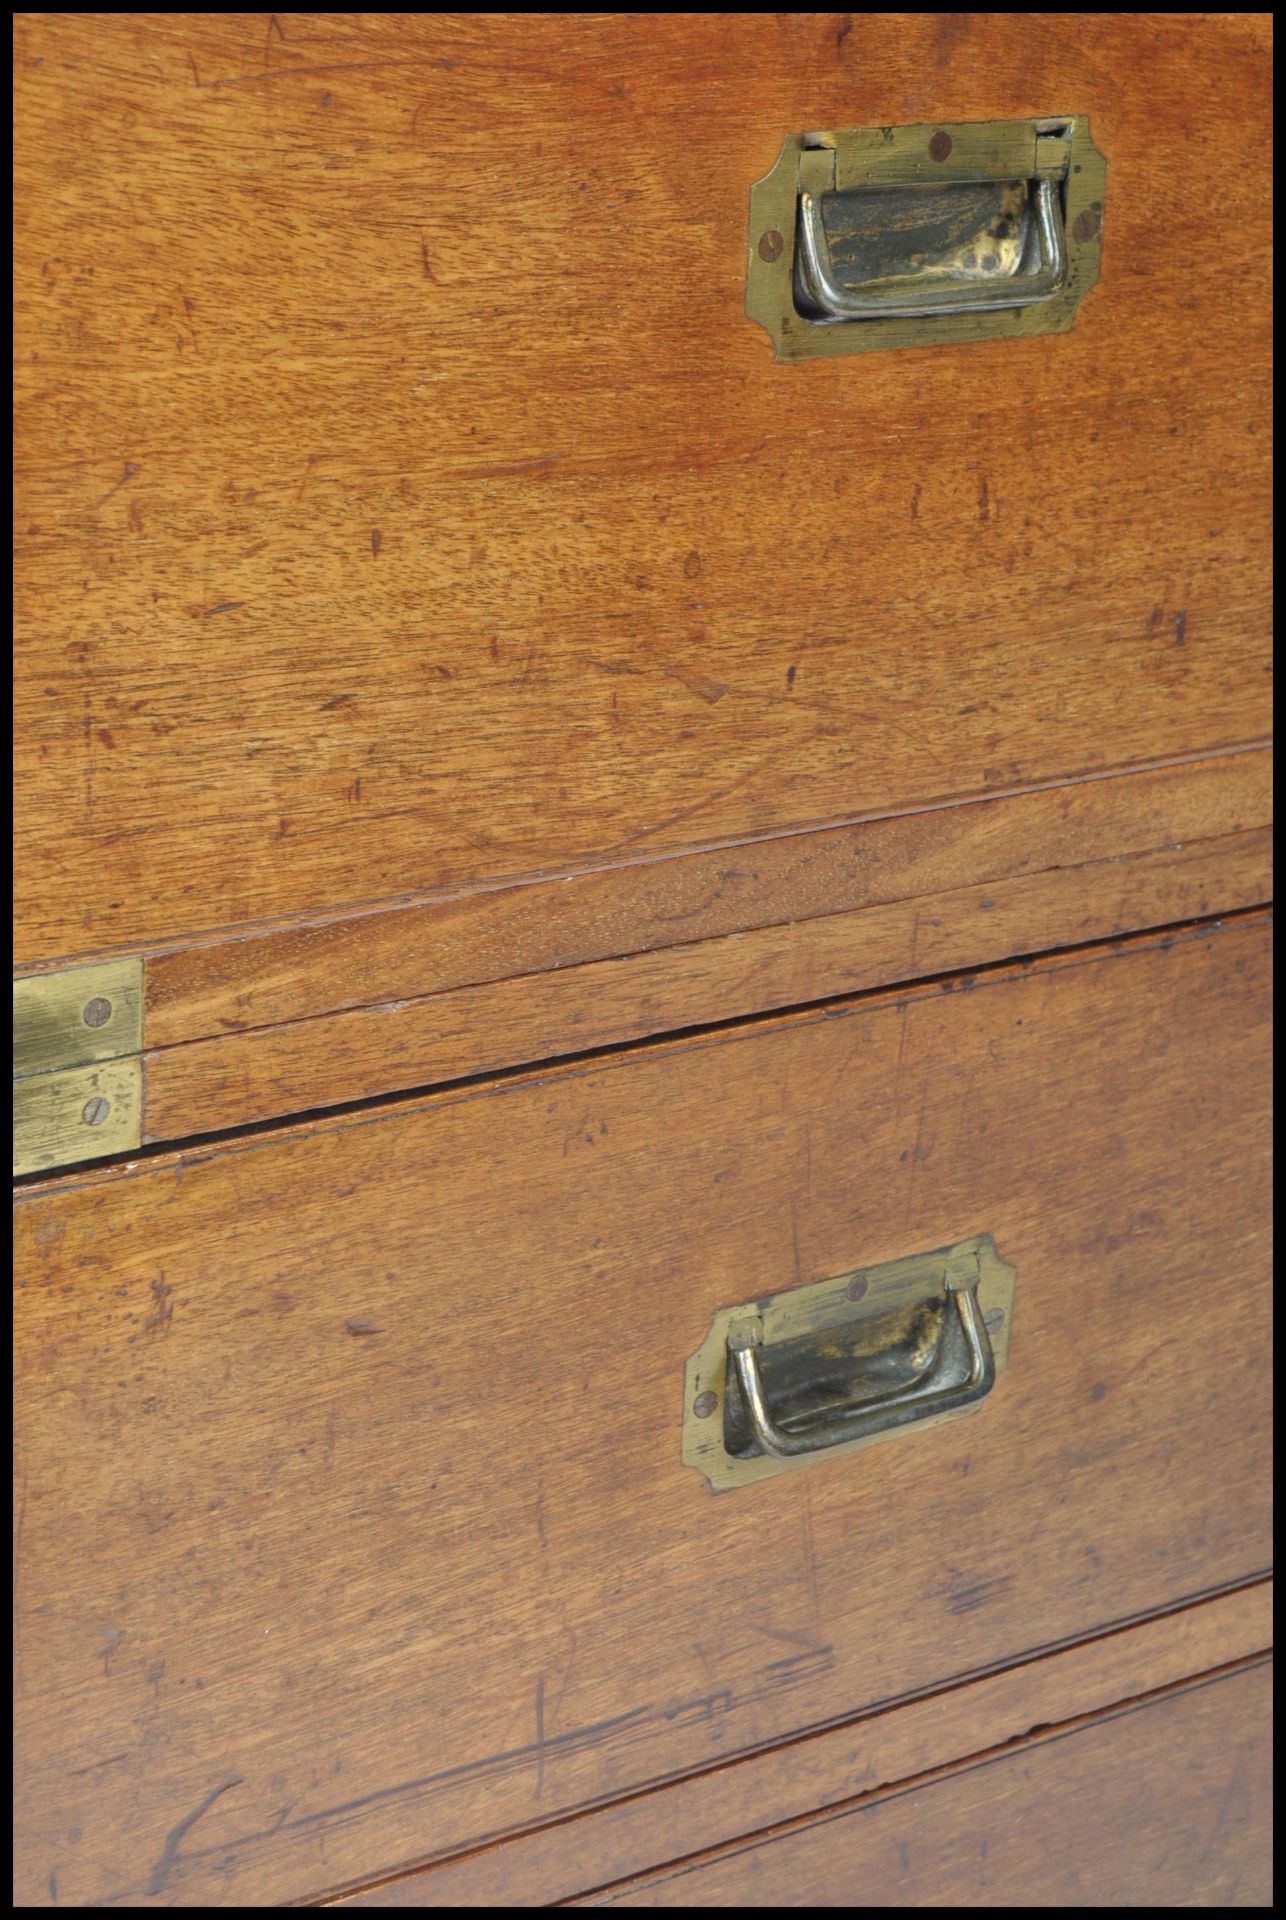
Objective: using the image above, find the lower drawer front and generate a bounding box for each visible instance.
[13,918,1272,1908]
[580,1660,1273,1908]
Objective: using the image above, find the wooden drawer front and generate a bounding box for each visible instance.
[13,918,1271,1907]
[579,1660,1273,1908]
[13,12,1271,969]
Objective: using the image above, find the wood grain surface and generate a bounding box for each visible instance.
[141,816,1270,1141]
[13,12,1272,969]
[13,916,1272,1906]
[578,1658,1274,1907]
[335,1580,1273,1907]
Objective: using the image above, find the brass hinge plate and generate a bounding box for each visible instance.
[13,959,144,1176]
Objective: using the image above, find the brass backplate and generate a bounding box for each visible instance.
[683,1234,1016,1491]
[747,116,1106,359]
[13,958,144,1175]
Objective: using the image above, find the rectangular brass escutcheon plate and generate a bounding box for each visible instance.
[683,1234,1015,1490]
[747,117,1105,358]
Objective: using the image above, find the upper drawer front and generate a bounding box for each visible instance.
[13,12,1271,967]
[13,916,1272,1907]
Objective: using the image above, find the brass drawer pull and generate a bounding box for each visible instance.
[796,176,1065,322]
[728,1267,994,1460]
[746,117,1106,359]
[683,1234,1015,1490]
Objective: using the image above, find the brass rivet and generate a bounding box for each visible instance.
[846,1274,869,1302]
[758,228,784,262]
[984,1307,1006,1332]
[82,996,113,1028]
[82,1096,111,1127]
[693,1391,718,1419]
[928,131,953,161]
[1072,207,1100,243]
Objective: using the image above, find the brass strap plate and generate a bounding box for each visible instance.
[12,958,144,1175]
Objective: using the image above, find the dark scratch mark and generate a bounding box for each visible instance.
[370,528,382,557]
[836,13,853,50]
[93,461,140,510]
[200,601,245,618]
[662,1689,733,1723]
[1174,608,1187,646]
[977,474,991,524]
[458,453,562,480]
[799,1483,823,1635]
[910,482,921,521]
[750,1622,824,1653]
[692,1640,716,1685]
[534,1675,546,1799]
[177,1705,654,1856]
[666,662,729,706]
[198,60,407,91]
[600,751,782,855]
[344,1319,381,1336]
[145,1277,173,1335]
[942,1572,1013,1615]
[420,234,437,281]
[68,1751,131,1776]
[147,1776,244,1896]
[765,1645,835,1677]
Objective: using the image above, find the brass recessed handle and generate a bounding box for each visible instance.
[726,1269,995,1461]
[746,119,1105,360]
[796,176,1066,321]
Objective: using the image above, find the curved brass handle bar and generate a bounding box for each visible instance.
[728,1278,995,1461]
[796,177,1066,320]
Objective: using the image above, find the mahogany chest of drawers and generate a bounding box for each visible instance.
[14,13,1271,1907]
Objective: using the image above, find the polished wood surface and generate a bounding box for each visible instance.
[142,805,1269,1141]
[13,12,1272,969]
[579,1659,1274,1907]
[337,1580,1273,1907]
[14,918,1272,1906]
[140,745,1271,1045]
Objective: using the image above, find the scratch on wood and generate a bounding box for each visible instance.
[145,1276,174,1335]
[147,1776,244,1896]
[93,461,140,510]
[458,453,562,481]
[199,601,245,618]
[534,1675,546,1799]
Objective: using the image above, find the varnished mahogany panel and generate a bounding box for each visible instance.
[337,1581,1273,1907]
[580,1660,1273,1907]
[13,12,1272,967]
[13,918,1272,1906]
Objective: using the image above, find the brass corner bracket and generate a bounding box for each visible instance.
[13,958,144,1175]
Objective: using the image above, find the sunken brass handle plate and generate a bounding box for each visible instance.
[683,1234,1015,1491]
[747,117,1105,358]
